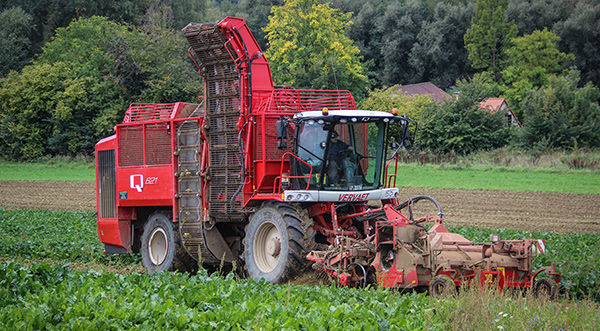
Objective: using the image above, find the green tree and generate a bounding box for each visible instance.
[418,101,510,155]
[136,20,203,103]
[264,0,368,97]
[0,0,151,57]
[237,0,284,50]
[0,7,33,76]
[330,0,388,87]
[555,1,600,86]
[379,0,427,85]
[501,28,574,116]
[464,0,517,81]
[506,0,570,35]
[418,75,508,154]
[409,1,474,88]
[0,16,135,160]
[0,16,202,160]
[454,73,501,101]
[0,61,126,159]
[518,71,600,149]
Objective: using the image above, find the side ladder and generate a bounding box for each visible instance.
[176,104,233,263]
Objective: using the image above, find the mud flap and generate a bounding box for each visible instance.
[203,222,235,262]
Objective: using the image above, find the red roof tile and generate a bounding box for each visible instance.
[478,98,506,112]
[478,98,522,127]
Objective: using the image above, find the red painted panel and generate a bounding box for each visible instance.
[97,218,128,247]
[116,166,174,207]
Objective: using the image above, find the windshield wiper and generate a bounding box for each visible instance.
[297,144,324,161]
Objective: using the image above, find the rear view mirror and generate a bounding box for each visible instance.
[276,118,288,149]
[399,115,413,149]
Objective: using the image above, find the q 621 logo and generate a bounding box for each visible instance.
[129,175,159,192]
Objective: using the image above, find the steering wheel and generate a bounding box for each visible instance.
[355,152,371,160]
[338,149,354,158]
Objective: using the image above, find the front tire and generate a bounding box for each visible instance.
[429,275,457,297]
[244,202,315,284]
[141,212,194,273]
[533,277,558,300]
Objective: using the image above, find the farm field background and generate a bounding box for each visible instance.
[2,160,600,193]
[1,161,599,233]
[1,160,599,328]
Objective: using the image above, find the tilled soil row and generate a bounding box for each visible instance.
[1,181,599,234]
[0,181,96,212]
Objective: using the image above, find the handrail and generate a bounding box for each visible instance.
[273,152,313,193]
[188,47,201,73]
[384,154,399,188]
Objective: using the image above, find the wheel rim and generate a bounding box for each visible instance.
[538,283,552,298]
[433,281,445,295]
[254,222,281,273]
[148,228,168,265]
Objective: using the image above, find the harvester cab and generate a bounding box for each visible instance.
[277,110,413,201]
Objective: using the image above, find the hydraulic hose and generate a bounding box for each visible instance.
[229,27,254,213]
[395,195,444,218]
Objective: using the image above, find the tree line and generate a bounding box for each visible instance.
[1,0,599,160]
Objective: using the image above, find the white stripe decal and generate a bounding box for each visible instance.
[537,239,546,255]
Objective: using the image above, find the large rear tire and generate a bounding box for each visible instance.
[244,201,315,284]
[141,211,195,273]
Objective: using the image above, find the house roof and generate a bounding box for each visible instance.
[478,98,507,112]
[394,82,452,104]
[478,97,522,127]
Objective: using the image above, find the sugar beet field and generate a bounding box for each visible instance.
[1,178,600,329]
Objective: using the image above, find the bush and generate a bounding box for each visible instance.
[417,77,510,155]
[517,71,600,150]
[0,16,201,161]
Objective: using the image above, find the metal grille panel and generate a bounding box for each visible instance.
[184,21,244,220]
[255,116,294,161]
[123,103,176,123]
[98,150,116,219]
[145,123,171,165]
[268,88,356,113]
[119,126,143,166]
[176,103,204,119]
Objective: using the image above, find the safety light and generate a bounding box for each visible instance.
[322,107,329,116]
[391,108,399,116]
[490,234,500,243]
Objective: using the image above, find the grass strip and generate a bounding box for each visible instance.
[2,160,599,194]
[395,164,600,194]
[0,161,95,182]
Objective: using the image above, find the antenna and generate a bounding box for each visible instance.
[330,56,339,90]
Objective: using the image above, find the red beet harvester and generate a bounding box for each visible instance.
[95,17,560,297]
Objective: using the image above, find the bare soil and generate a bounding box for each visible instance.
[0,181,96,212]
[1,181,599,234]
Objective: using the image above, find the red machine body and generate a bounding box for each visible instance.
[307,200,560,295]
[95,17,363,257]
[95,17,560,296]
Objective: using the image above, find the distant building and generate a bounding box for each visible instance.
[394,82,452,104]
[478,98,522,128]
